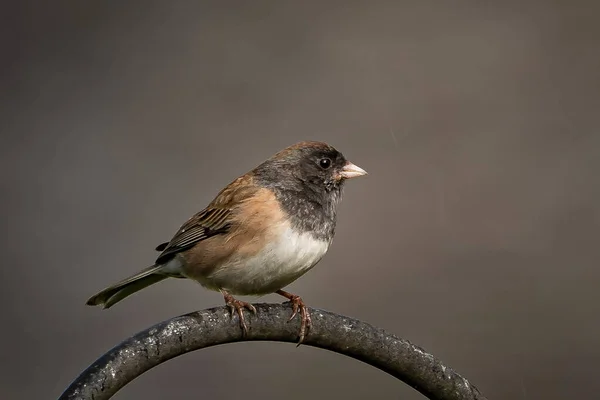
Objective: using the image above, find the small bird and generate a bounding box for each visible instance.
[86,141,366,343]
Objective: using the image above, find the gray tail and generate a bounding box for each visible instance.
[86,265,168,309]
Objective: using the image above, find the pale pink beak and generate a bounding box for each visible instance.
[339,162,367,179]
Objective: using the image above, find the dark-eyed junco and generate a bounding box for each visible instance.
[87,141,366,343]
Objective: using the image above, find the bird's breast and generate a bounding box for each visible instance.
[208,225,330,295]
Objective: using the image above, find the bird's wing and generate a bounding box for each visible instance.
[154,175,257,264]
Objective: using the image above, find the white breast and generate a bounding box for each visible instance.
[207,226,330,296]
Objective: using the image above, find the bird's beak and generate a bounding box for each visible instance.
[339,161,367,179]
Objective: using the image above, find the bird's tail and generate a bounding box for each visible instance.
[86,265,169,309]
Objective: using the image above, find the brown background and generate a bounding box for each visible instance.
[2,1,599,399]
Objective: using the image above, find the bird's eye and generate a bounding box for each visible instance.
[319,158,332,169]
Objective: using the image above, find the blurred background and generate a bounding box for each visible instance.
[2,1,599,399]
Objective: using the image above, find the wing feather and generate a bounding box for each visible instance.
[154,175,257,264]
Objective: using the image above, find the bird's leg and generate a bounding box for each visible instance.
[221,290,256,336]
[276,289,312,345]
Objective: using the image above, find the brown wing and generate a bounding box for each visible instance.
[154,174,258,265]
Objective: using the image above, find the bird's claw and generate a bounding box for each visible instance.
[223,292,256,336]
[285,295,312,346]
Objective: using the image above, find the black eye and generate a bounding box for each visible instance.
[319,158,332,169]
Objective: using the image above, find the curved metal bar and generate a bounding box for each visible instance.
[59,303,487,400]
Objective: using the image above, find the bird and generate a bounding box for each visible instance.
[86,141,367,344]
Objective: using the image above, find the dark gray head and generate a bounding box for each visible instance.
[253,141,367,240]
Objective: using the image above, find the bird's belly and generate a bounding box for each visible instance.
[203,227,329,295]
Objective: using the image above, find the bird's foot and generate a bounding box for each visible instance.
[222,291,256,336]
[276,289,312,345]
